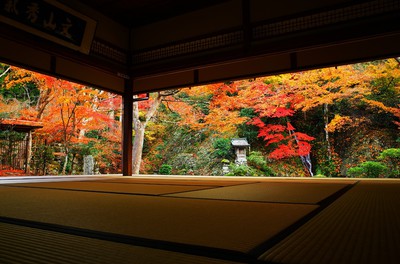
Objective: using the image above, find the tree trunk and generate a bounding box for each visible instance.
[131,92,164,174]
[323,103,332,160]
[132,125,145,174]
[25,131,32,173]
[62,153,68,175]
[70,153,76,174]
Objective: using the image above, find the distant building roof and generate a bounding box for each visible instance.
[231,138,249,147]
[0,119,43,132]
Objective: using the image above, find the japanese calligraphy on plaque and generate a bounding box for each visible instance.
[1,0,96,54]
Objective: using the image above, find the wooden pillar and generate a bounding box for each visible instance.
[122,78,133,176]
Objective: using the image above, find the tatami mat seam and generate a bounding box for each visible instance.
[159,182,262,196]
[0,185,172,197]
[257,180,400,263]
[317,180,360,207]
[0,216,255,263]
[158,194,321,205]
[82,179,260,187]
[161,182,260,197]
[247,181,358,259]
[78,180,223,187]
[1,185,224,197]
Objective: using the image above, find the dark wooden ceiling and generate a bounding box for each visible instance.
[78,0,229,27]
[1,0,400,94]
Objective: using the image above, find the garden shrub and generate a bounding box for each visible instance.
[378,148,400,177]
[212,138,232,159]
[159,164,172,175]
[347,161,388,178]
[247,151,275,176]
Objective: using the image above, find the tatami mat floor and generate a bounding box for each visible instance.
[0,176,399,263]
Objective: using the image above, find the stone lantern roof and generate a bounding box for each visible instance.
[231,138,249,147]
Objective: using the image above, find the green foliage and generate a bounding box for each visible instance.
[74,141,99,156]
[316,160,338,177]
[347,166,365,178]
[31,143,54,174]
[212,138,232,159]
[239,108,257,118]
[0,81,40,106]
[225,164,257,176]
[0,112,10,119]
[314,174,328,178]
[178,92,212,115]
[247,151,275,176]
[368,77,400,108]
[379,148,400,159]
[156,145,165,151]
[159,164,172,175]
[85,130,101,140]
[315,149,341,178]
[0,130,25,140]
[225,157,272,176]
[378,148,400,178]
[347,161,388,178]
[0,131,26,168]
[314,136,341,178]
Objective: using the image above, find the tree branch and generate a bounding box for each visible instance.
[144,92,162,124]
[0,66,10,79]
[159,89,179,96]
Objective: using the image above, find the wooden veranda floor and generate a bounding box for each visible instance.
[0,175,399,263]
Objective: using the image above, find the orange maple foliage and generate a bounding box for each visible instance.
[2,66,122,174]
[3,67,60,120]
[179,83,247,136]
[38,80,113,143]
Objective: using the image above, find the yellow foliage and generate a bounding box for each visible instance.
[326,114,353,133]
[145,122,166,142]
[180,85,214,97]
[363,99,399,115]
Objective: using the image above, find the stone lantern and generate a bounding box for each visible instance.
[231,138,250,165]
